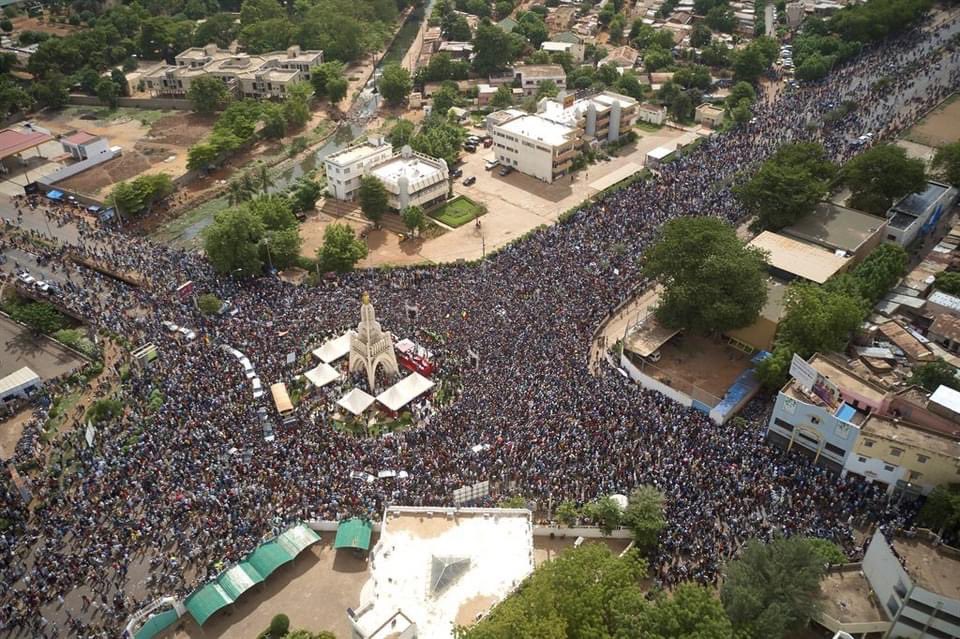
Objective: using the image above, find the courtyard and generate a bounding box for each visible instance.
[904,93,960,148]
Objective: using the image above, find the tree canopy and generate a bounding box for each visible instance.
[842,144,926,215]
[721,537,825,639]
[918,485,960,539]
[316,222,368,273]
[643,217,769,334]
[379,63,412,107]
[932,141,960,187]
[621,486,666,553]
[187,75,232,114]
[908,359,960,392]
[203,206,266,277]
[358,176,389,224]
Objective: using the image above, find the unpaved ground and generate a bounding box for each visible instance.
[10,15,82,37]
[905,94,960,148]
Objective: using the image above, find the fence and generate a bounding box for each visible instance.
[67,95,193,110]
[40,147,122,184]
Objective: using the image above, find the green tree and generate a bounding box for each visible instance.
[262,227,303,270]
[193,13,239,48]
[732,37,777,83]
[188,76,231,114]
[410,116,466,167]
[268,613,290,638]
[389,119,416,149]
[555,500,579,527]
[378,63,412,107]
[777,281,867,356]
[197,293,223,315]
[643,216,769,334]
[725,81,756,110]
[535,79,559,99]
[721,537,825,639]
[805,538,847,566]
[701,42,731,67]
[282,81,313,129]
[290,178,322,212]
[327,77,348,106]
[908,359,960,392]
[401,205,426,233]
[933,271,960,296]
[500,495,528,508]
[85,398,124,425]
[690,23,712,47]
[95,78,119,109]
[932,141,960,187]
[472,23,517,75]
[842,144,927,215]
[850,243,907,304]
[33,72,69,109]
[432,83,461,117]
[643,45,673,72]
[458,543,646,639]
[584,495,623,535]
[358,175,388,224]
[240,0,284,26]
[10,300,67,333]
[247,194,296,230]
[316,222,368,272]
[310,60,345,97]
[640,583,734,639]
[187,142,221,170]
[705,5,735,32]
[918,485,960,538]
[621,486,666,553]
[203,206,266,276]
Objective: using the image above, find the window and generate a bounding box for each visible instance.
[890,447,903,457]
[824,443,845,456]
[894,579,908,598]
[863,439,875,448]
[884,464,896,472]
[886,594,901,617]
[773,418,794,432]
[908,471,922,481]
[810,416,820,425]
[916,454,929,463]
[887,234,897,241]
[857,456,867,463]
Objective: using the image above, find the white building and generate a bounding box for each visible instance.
[512,64,568,97]
[324,141,448,210]
[884,180,958,247]
[60,131,109,160]
[486,91,639,183]
[142,44,323,99]
[348,506,534,639]
[540,40,585,62]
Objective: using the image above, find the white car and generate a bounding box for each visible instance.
[17,272,35,285]
[36,281,51,294]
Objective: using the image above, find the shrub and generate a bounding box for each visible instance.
[269,614,290,638]
[86,398,124,425]
[197,293,223,316]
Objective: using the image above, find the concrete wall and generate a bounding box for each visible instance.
[41,147,122,184]
[619,351,693,408]
[67,94,192,110]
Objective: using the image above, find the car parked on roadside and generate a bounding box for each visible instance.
[463,176,476,186]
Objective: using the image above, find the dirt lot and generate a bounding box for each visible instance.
[10,15,82,37]
[32,109,216,196]
[904,93,960,148]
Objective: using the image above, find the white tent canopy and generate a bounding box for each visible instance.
[304,362,340,388]
[338,388,375,416]
[376,372,435,412]
[0,367,41,400]
[312,331,355,363]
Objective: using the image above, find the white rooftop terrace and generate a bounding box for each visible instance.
[498,114,577,147]
[326,141,392,167]
[351,507,534,639]
[368,152,447,190]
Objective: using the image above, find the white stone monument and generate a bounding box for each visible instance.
[349,292,400,392]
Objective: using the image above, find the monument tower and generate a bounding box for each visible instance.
[349,292,400,391]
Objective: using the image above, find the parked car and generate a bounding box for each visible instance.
[463,176,477,186]
[484,159,500,171]
[466,135,481,144]
[498,165,513,177]
[464,143,477,153]
[482,137,493,148]
[36,281,51,294]
[16,272,35,286]
[451,167,463,178]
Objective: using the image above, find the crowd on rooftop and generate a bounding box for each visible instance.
[0,11,958,637]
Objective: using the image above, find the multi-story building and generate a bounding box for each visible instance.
[862,530,960,639]
[766,353,960,497]
[324,141,448,210]
[885,180,958,247]
[142,44,323,99]
[512,64,568,97]
[486,91,639,183]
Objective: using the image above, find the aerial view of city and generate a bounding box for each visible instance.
[0,0,959,636]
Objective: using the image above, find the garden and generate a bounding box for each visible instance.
[429,195,484,228]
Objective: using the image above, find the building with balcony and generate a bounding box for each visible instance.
[324,141,448,210]
[512,64,567,97]
[142,44,323,99]
[884,180,957,247]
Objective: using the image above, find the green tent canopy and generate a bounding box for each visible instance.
[246,540,295,579]
[217,561,265,601]
[135,609,179,639]
[334,518,373,551]
[185,583,233,626]
[277,523,322,556]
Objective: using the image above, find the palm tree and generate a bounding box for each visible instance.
[240,171,258,198]
[227,180,251,206]
[256,164,274,194]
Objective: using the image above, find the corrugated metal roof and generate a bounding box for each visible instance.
[929,385,960,414]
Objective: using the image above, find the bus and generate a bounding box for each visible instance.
[270,383,293,416]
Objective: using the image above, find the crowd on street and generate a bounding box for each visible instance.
[0,11,958,637]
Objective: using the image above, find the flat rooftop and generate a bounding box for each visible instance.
[625,314,680,358]
[760,278,788,321]
[749,231,849,284]
[352,507,534,639]
[325,142,390,167]
[818,567,889,626]
[860,414,960,459]
[368,154,446,190]
[892,537,960,600]
[498,114,577,147]
[889,211,919,230]
[514,64,565,78]
[808,354,888,403]
[782,202,885,253]
[891,181,950,217]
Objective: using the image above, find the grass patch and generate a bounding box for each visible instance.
[44,391,83,438]
[429,195,483,228]
[635,121,664,133]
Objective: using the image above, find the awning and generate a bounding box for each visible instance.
[135,609,179,639]
[338,388,375,415]
[46,190,64,200]
[376,372,435,412]
[185,583,233,625]
[305,362,340,388]
[334,517,373,551]
[277,522,322,556]
[312,331,354,363]
[216,561,264,601]
[246,540,295,578]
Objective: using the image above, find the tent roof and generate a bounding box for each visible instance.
[276,523,322,556]
[134,609,179,639]
[246,540,295,578]
[334,517,373,551]
[312,331,354,363]
[185,583,233,625]
[305,362,340,388]
[376,372,435,412]
[216,561,264,601]
[0,367,40,396]
[338,388,375,415]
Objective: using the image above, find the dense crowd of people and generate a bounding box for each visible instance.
[0,10,958,637]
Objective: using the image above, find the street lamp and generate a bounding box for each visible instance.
[263,237,274,272]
